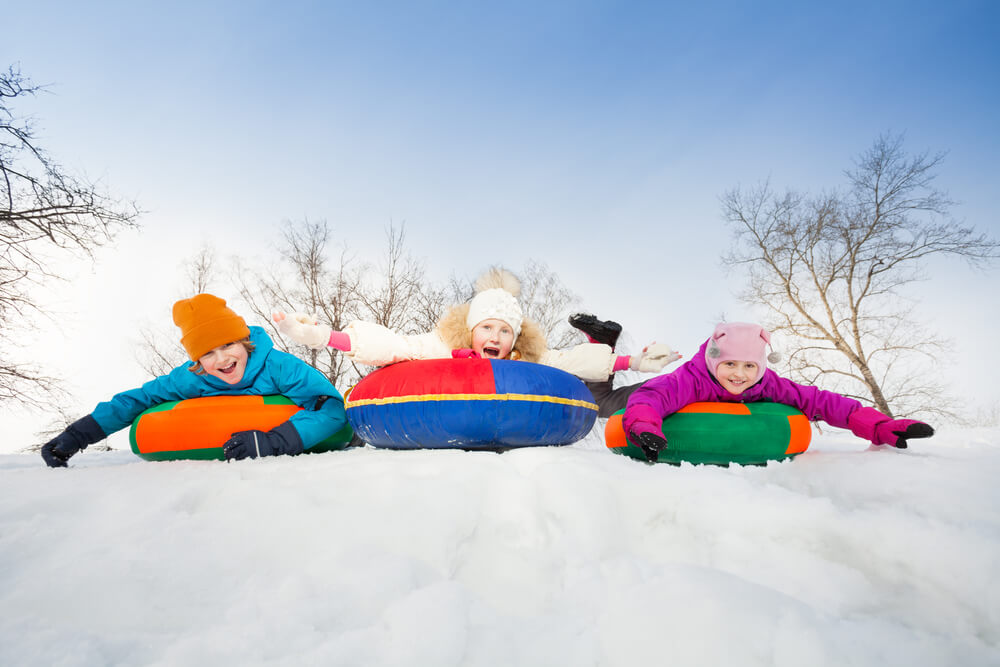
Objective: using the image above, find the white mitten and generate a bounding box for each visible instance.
[276,312,332,350]
[630,342,682,373]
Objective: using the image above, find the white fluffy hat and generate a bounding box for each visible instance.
[466,267,523,338]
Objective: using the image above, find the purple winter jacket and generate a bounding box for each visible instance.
[623,339,864,436]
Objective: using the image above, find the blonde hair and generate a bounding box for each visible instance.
[187,338,255,375]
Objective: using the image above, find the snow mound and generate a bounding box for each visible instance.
[2,428,998,666]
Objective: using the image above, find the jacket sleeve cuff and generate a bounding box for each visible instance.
[622,404,663,438]
[328,330,352,351]
[272,421,305,456]
[74,414,108,448]
[847,406,890,442]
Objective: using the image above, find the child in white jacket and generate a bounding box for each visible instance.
[274,267,679,414]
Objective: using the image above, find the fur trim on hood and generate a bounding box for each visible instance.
[436,303,548,363]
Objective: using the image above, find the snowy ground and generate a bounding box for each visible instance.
[2,427,998,667]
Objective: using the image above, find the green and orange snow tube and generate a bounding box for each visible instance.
[129,395,353,462]
[605,402,811,466]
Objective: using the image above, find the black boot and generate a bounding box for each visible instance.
[568,313,622,349]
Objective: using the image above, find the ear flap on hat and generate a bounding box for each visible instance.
[757,326,782,363]
[707,323,726,358]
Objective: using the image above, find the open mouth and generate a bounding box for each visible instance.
[219,361,238,374]
[482,346,501,358]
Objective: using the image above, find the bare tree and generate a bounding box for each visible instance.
[969,402,1000,428]
[184,243,216,295]
[518,259,581,349]
[722,133,998,418]
[1,65,139,405]
[356,223,428,334]
[236,223,584,390]
[408,276,462,334]
[233,219,364,388]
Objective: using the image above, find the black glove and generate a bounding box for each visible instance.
[630,430,667,463]
[41,415,107,468]
[222,421,304,461]
[891,422,935,449]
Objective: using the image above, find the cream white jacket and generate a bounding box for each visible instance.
[342,320,617,382]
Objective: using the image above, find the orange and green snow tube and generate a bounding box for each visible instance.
[605,402,811,466]
[129,395,353,462]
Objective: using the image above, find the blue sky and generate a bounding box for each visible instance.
[2,0,998,443]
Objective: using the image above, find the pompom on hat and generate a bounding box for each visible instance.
[172,293,250,361]
[466,267,524,339]
[704,322,782,383]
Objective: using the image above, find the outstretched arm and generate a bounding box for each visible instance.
[765,374,934,449]
[847,407,934,449]
[43,365,201,467]
[274,312,448,365]
[274,312,344,350]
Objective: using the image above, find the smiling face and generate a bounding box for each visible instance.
[197,341,249,384]
[714,360,760,395]
[471,318,516,359]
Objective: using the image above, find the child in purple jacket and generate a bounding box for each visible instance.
[623,322,934,458]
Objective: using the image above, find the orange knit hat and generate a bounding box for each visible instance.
[172,294,251,361]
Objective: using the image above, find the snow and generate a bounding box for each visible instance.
[3,428,999,666]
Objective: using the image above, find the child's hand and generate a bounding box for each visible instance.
[41,433,81,467]
[848,407,934,449]
[628,428,667,462]
[629,342,682,373]
[273,311,332,350]
[40,415,106,468]
[875,420,935,449]
[223,425,303,460]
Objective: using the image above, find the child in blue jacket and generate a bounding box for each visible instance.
[41,293,347,467]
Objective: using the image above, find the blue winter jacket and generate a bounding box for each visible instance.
[90,326,346,449]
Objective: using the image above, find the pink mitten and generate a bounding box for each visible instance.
[848,407,934,449]
[623,404,663,440]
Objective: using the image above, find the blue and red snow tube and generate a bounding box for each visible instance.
[345,358,598,450]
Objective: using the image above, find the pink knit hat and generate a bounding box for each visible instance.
[704,322,779,383]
